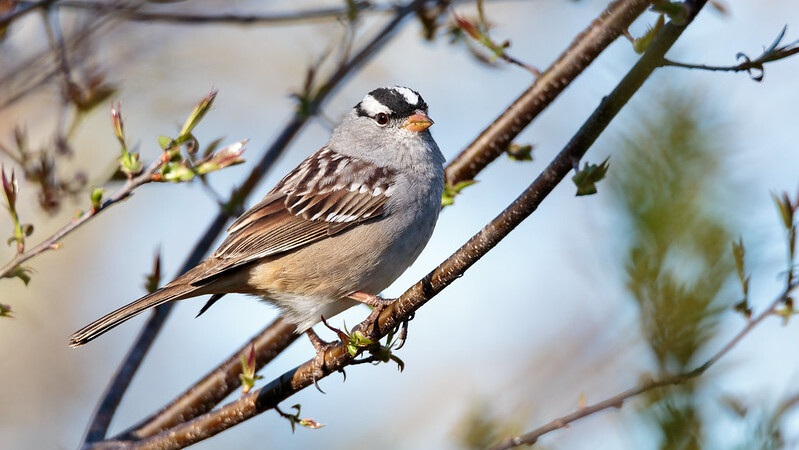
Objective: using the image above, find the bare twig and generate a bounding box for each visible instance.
[0,1,119,111]
[108,1,708,448]
[101,0,650,442]
[661,25,799,81]
[489,280,799,450]
[82,0,433,446]
[47,0,390,26]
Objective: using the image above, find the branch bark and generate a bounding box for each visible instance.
[445,0,652,186]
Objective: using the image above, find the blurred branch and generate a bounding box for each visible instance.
[116,318,298,441]
[0,156,162,281]
[451,4,540,75]
[101,0,649,442]
[82,0,437,446]
[661,25,799,81]
[46,0,391,26]
[444,0,652,191]
[0,91,239,282]
[0,0,56,29]
[0,2,117,111]
[111,1,708,447]
[490,278,799,450]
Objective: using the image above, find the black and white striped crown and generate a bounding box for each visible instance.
[355,86,427,119]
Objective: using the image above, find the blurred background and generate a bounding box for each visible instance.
[1,0,799,448]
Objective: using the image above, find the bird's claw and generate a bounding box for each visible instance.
[304,328,337,393]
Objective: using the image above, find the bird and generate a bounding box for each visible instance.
[69,86,445,351]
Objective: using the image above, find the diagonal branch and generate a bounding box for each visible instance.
[81,0,435,446]
[489,278,798,450]
[113,1,709,448]
[444,0,653,186]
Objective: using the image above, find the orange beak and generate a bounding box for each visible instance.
[401,110,434,132]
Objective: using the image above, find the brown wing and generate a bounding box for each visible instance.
[191,148,395,284]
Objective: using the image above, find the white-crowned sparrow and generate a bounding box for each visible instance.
[69,86,445,347]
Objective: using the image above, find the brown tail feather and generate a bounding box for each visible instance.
[69,283,195,347]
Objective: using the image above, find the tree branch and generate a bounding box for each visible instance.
[489,279,798,450]
[107,0,653,441]
[47,0,390,26]
[0,0,57,29]
[0,157,163,280]
[108,1,710,447]
[660,25,799,82]
[444,0,652,186]
[81,0,435,446]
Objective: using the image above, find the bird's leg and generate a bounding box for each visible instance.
[305,328,337,393]
[347,291,394,338]
[347,291,393,306]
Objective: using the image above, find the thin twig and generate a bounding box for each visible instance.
[0,158,162,280]
[444,0,652,187]
[106,0,651,442]
[111,2,707,448]
[82,0,431,446]
[489,280,798,450]
[0,1,119,111]
[46,0,390,26]
[660,25,799,82]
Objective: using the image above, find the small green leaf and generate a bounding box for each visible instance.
[0,302,12,318]
[442,180,478,207]
[733,299,752,320]
[731,237,749,298]
[506,143,534,162]
[633,14,665,54]
[775,301,796,325]
[158,135,173,151]
[179,90,217,139]
[651,1,689,24]
[239,343,264,395]
[118,152,142,176]
[195,140,247,175]
[572,157,610,196]
[772,191,794,231]
[275,404,324,433]
[161,163,195,183]
[21,224,33,237]
[90,187,104,212]
[297,417,325,430]
[4,265,31,285]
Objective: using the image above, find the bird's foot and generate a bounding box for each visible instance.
[304,328,337,393]
[347,291,394,307]
[348,291,395,339]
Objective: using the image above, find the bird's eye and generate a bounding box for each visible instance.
[375,113,389,126]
